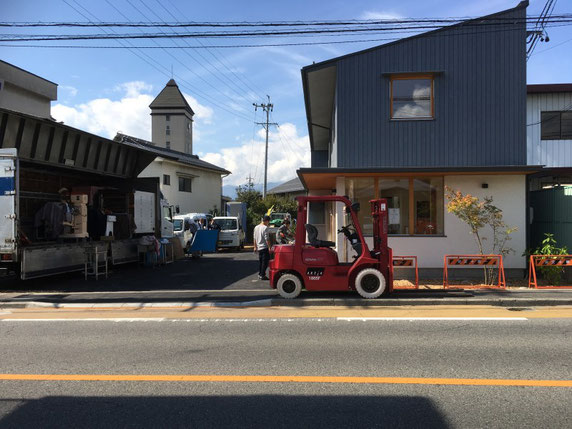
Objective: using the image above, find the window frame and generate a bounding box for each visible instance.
[163,174,171,186]
[390,74,435,120]
[178,176,192,193]
[541,111,572,140]
[347,175,445,237]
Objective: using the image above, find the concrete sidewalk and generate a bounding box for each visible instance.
[2,288,572,309]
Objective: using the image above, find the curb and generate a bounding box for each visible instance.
[1,298,572,309]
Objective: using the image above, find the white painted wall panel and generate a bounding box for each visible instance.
[527,92,572,167]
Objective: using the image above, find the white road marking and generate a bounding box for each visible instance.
[0,317,530,322]
[1,318,167,322]
[337,317,529,321]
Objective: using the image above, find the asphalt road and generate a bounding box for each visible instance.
[0,317,570,428]
[3,250,572,306]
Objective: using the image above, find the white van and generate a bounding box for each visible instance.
[172,214,193,251]
[213,216,245,250]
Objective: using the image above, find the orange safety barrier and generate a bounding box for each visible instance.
[443,254,506,289]
[392,256,419,289]
[528,255,572,289]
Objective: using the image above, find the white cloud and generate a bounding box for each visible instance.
[52,81,214,141]
[183,93,213,125]
[59,85,78,98]
[360,11,403,20]
[202,122,310,186]
[114,81,153,98]
[53,91,153,140]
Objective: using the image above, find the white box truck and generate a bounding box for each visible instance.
[0,148,172,279]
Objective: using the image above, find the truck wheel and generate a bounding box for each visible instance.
[277,273,302,299]
[355,268,386,299]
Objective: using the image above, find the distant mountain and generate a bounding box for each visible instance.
[222,182,281,200]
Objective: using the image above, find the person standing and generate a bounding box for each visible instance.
[253,215,271,280]
[276,218,293,244]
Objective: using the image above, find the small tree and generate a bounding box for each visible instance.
[530,233,568,285]
[445,187,517,285]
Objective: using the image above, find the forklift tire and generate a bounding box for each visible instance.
[355,268,386,299]
[276,273,302,299]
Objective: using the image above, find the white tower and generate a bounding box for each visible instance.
[149,79,194,154]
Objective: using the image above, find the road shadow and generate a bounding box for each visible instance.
[0,394,449,428]
[0,253,260,293]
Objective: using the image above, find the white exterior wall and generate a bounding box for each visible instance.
[334,175,527,269]
[139,158,222,215]
[527,92,572,167]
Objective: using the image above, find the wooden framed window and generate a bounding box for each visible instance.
[347,176,444,236]
[390,75,434,119]
[541,111,572,140]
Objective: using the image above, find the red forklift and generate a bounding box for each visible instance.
[269,196,393,299]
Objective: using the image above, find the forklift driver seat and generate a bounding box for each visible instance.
[305,224,336,248]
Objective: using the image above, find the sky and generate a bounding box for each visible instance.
[1,0,571,191]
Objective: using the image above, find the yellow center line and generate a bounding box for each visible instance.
[0,374,570,387]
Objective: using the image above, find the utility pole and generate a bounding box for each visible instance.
[253,95,278,199]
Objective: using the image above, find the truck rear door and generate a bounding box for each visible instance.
[0,149,17,256]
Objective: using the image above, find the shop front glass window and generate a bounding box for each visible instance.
[378,178,410,234]
[346,178,375,236]
[413,177,444,234]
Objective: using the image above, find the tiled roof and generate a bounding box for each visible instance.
[268,177,305,194]
[149,79,195,114]
[114,133,230,175]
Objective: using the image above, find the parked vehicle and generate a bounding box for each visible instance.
[172,214,193,251]
[269,196,393,299]
[0,148,172,280]
[213,216,245,250]
[225,201,247,232]
[269,212,291,227]
[186,212,212,229]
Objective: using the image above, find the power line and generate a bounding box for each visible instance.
[131,0,257,105]
[155,0,265,103]
[2,15,572,27]
[62,0,253,123]
[101,0,254,121]
[4,18,572,42]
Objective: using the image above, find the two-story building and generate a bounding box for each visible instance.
[298,1,538,277]
[117,79,230,215]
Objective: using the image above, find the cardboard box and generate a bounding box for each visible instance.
[71,194,88,204]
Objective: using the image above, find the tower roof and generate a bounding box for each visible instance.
[149,79,195,115]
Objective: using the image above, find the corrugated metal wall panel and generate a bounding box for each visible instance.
[530,188,572,250]
[334,6,526,169]
[527,92,572,167]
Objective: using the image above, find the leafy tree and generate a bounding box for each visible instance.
[445,187,517,285]
[234,182,300,243]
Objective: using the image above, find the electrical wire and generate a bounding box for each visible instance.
[2,15,572,27]
[62,0,254,123]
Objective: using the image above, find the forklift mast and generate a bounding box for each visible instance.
[370,198,389,254]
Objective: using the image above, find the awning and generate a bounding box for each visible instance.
[0,108,160,179]
[298,166,543,190]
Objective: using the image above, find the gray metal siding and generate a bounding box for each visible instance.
[335,7,526,168]
[527,92,572,167]
[530,188,572,250]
